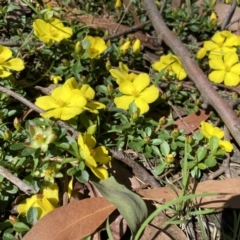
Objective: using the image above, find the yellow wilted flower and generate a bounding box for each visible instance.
[18,182,59,219]
[78,133,111,180]
[200,121,233,152]
[119,40,131,55]
[33,18,73,46]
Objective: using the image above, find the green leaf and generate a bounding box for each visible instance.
[197,163,207,170]
[93,176,148,234]
[209,136,219,153]
[151,145,161,157]
[186,161,195,169]
[204,156,217,168]
[160,141,170,157]
[75,170,89,183]
[56,142,69,149]
[96,85,108,95]
[129,141,144,152]
[10,142,25,150]
[27,207,38,225]
[196,146,207,162]
[151,139,162,145]
[21,147,36,157]
[170,140,177,150]
[3,233,17,240]
[153,163,165,175]
[13,222,30,232]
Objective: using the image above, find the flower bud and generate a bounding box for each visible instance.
[158,116,166,126]
[119,41,131,55]
[132,39,141,55]
[115,0,122,9]
[165,154,174,164]
[13,117,21,131]
[107,84,113,95]
[131,111,139,122]
[232,92,238,100]
[144,136,151,144]
[210,11,217,23]
[106,60,111,71]
[186,136,193,144]
[9,216,19,225]
[75,41,82,54]
[171,128,179,138]
[104,30,110,38]
[196,48,206,59]
[3,129,11,141]
[87,125,97,135]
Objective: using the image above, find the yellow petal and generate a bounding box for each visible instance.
[18,195,38,215]
[0,46,12,62]
[134,97,150,114]
[2,58,25,71]
[83,133,96,149]
[133,73,150,93]
[208,70,225,83]
[35,96,58,110]
[219,140,233,152]
[119,81,135,95]
[94,146,111,164]
[114,95,135,110]
[89,165,109,180]
[224,72,240,86]
[138,85,159,103]
[80,84,95,100]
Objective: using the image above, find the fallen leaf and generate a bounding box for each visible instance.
[138,178,240,209]
[215,3,240,33]
[22,197,116,240]
[174,109,210,134]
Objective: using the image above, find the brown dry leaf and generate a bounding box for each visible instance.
[215,3,240,33]
[23,197,116,240]
[174,109,210,134]
[138,178,240,209]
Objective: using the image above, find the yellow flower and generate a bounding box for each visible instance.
[119,40,131,55]
[109,62,137,84]
[132,39,141,54]
[33,18,73,46]
[152,54,187,80]
[0,45,24,78]
[200,121,233,152]
[35,81,87,120]
[203,30,239,59]
[18,182,59,219]
[114,73,159,114]
[64,77,106,113]
[78,133,111,180]
[208,52,240,86]
[83,36,107,59]
[50,75,62,84]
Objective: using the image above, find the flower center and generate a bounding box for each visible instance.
[225,64,231,72]
[90,149,96,157]
[131,89,138,97]
[49,27,58,38]
[217,41,223,47]
[56,99,66,107]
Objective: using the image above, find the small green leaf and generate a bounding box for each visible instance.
[204,156,217,168]
[151,139,162,145]
[10,143,25,150]
[21,147,36,157]
[96,85,108,95]
[196,146,207,162]
[160,141,170,157]
[3,232,17,240]
[198,163,207,170]
[153,163,165,175]
[170,140,177,150]
[151,145,161,157]
[13,222,30,232]
[209,136,219,153]
[75,170,89,183]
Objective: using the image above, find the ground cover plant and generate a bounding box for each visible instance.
[1,0,240,239]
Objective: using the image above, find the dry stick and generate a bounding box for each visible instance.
[221,0,237,30]
[0,86,161,189]
[0,166,36,195]
[142,0,240,148]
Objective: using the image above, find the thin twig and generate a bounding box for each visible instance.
[0,166,36,195]
[221,0,237,30]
